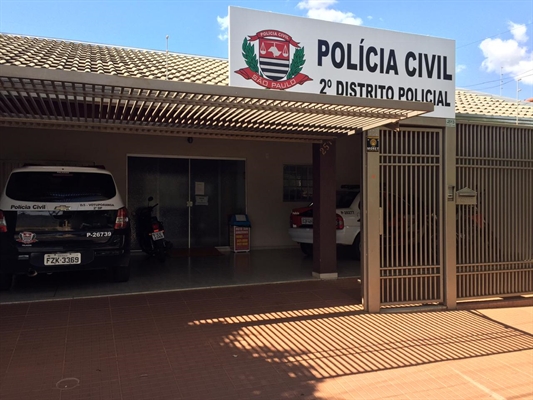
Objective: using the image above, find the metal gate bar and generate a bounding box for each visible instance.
[456,124,533,299]
[380,128,444,305]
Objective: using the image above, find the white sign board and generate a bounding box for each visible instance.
[195,181,205,195]
[229,7,455,118]
[195,195,209,206]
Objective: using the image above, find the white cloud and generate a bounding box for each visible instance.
[456,64,466,73]
[479,21,533,85]
[297,0,362,25]
[217,15,229,41]
[298,0,338,9]
[510,21,528,42]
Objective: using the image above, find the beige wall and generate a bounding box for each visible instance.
[0,127,362,249]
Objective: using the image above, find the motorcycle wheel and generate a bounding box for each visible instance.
[156,248,167,263]
[139,237,156,256]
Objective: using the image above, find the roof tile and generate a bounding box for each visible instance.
[1,33,532,120]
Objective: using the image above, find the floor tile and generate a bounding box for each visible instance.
[69,308,112,326]
[17,327,67,348]
[166,343,222,371]
[117,350,172,379]
[2,362,63,393]
[112,318,159,341]
[0,303,29,317]
[59,379,121,400]
[110,305,152,322]
[109,293,148,308]
[149,302,191,318]
[22,311,69,330]
[120,372,182,400]
[65,324,115,361]
[174,365,234,399]
[145,290,187,305]
[67,322,113,342]
[8,342,65,369]
[70,296,110,311]
[0,349,13,374]
[153,315,195,334]
[0,388,61,400]
[27,299,71,315]
[0,316,25,333]
[63,357,119,384]
[224,363,286,389]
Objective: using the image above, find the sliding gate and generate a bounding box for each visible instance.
[370,123,532,308]
[456,124,533,299]
[379,128,444,305]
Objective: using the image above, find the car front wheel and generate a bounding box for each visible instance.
[0,273,13,291]
[352,235,361,261]
[300,243,313,257]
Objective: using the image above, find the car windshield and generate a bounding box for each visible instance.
[336,190,358,208]
[6,171,116,202]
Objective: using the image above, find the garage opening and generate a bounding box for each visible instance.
[127,156,246,250]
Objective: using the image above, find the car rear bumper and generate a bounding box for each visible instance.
[288,226,360,246]
[0,250,130,275]
[0,232,131,275]
[288,227,313,244]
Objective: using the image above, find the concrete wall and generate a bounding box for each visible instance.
[0,127,362,249]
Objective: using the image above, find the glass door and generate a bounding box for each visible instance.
[128,156,245,249]
[189,159,246,247]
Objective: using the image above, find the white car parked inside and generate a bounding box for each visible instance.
[289,185,361,259]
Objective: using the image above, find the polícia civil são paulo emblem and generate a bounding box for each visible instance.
[235,30,312,90]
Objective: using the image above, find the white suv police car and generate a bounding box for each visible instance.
[0,165,131,290]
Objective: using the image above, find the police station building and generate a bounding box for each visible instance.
[1,7,531,312]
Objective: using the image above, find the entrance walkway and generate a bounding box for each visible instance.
[0,278,532,399]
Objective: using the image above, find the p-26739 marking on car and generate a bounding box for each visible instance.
[86,231,112,238]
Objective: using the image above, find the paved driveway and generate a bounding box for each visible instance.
[1,278,532,400]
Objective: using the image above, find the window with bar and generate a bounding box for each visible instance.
[283,165,313,202]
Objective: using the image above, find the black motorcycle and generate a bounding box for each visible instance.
[135,196,169,262]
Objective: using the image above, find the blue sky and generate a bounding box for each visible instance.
[1,0,532,100]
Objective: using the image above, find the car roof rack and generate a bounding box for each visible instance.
[20,163,105,170]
